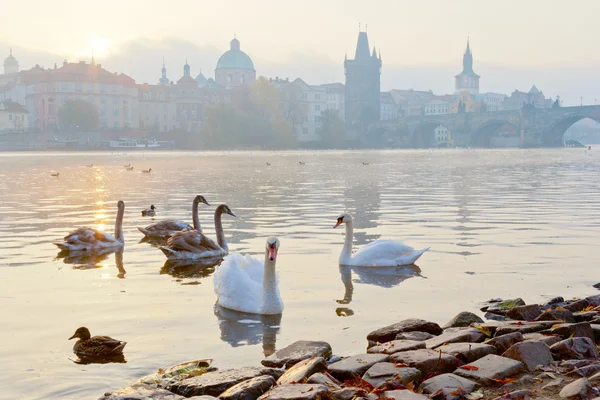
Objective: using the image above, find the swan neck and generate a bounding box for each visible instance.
[192,200,201,232]
[115,206,124,242]
[262,251,279,312]
[340,220,353,263]
[214,211,227,251]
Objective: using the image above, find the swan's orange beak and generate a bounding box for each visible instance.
[333,220,342,228]
[268,246,277,261]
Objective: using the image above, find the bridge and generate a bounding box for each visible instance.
[372,105,600,147]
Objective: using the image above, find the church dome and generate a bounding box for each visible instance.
[4,49,18,67]
[216,38,255,71]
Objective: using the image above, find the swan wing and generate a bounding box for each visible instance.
[351,240,428,267]
[141,220,193,233]
[213,253,264,314]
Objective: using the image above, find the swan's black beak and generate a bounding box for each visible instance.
[228,211,236,217]
[203,200,211,206]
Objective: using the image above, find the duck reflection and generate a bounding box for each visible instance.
[138,235,168,248]
[336,264,424,316]
[213,304,281,357]
[160,257,223,280]
[55,249,126,278]
[71,353,126,365]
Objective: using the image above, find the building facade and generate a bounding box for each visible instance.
[380,91,397,120]
[0,101,28,133]
[455,39,480,95]
[423,99,450,115]
[344,30,381,129]
[215,38,256,89]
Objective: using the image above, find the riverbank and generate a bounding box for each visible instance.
[99,288,600,400]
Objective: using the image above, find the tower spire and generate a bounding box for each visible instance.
[91,49,96,65]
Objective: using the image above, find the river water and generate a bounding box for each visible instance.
[0,149,599,399]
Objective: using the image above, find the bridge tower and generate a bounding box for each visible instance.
[455,38,480,95]
[344,28,381,132]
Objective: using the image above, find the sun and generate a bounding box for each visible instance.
[87,37,111,58]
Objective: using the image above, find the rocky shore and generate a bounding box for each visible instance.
[99,291,600,400]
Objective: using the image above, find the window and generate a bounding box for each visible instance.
[112,98,118,104]
[113,121,118,128]
[315,104,321,111]
[111,86,117,93]
[61,83,69,91]
[100,108,106,116]
[87,85,93,92]
[101,97,106,104]
[315,116,322,123]
[303,116,308,123]
[301,93,307,99]
[100,85,106,93]
[241,75,246,84]
[75,83,82,92]
[88,96,94,103]
[228,73,233,83]
[316,128,321,134]
[302,127,308,134]
[113,109,120,116]
[315,94,320,100]
[9,114,12,120]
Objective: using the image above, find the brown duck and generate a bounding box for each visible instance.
[68,327,127,358]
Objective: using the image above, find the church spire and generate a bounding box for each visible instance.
[159,57,169,85]
[184,58,190,77]
[461,37,475,74]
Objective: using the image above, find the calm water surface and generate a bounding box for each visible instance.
[1,149,599,399]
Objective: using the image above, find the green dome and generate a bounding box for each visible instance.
[216,38,255,71]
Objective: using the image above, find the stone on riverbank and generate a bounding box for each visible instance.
[219,376,276,400]
[571,364,600,378]
[167,367,278,398]
[425,327,485,349]
[551,337,600,360]
[367,340,425,355]
[361,362,421,387]
[491,390,533,400]
[261,341,332,368]
[522,332,563,346]
[390,349,459,376]
[494,321,559,336]
[419,373,479,399]
[486,332,523,354]
[276,357,327,385]
[330,387,368,400]
[542,322,595,341]
[327,354,389,380]
[506,305,542,321]
[559,377,593,398]
[395,331,436,341]
[536,308,576,323]
[453,355,525,385]
[564,299,590,312]
[99,384,185,400]
[366,319,443,343]
[502,341,554,372]
[306,373,341,390]
[257,384,329,400]
[380,390,429,400]
[443,311,484,328]
[438,342,497,363]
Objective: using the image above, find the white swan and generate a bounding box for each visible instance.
[138,195,209,238]
[159,204,235,260]
[213,237,283,315]
[54,201,125,252]
[334,212,429,267]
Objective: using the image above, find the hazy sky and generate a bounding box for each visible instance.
[2,0,600,105]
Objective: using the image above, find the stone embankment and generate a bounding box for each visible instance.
[99,291,600,400]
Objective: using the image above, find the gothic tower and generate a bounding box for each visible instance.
[455,39,480,94]
[159,57,169,85]
[344,29,381,129]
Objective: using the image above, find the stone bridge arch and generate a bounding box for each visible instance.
[471,120,520,147]
[411,121,454,148]
[542,114,600,146]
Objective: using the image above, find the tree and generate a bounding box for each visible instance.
[58,99,99,131]
[320,109,346,148]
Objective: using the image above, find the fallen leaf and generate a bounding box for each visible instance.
[460,365,479,370]
[491,378,516,385]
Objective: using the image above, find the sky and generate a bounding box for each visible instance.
[2,0,600,105]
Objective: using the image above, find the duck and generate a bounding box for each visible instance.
[86,164,94,167]
[51,172,60,177]
[68,326,127,358]
[54,201,125,252]
[160,204,235,260]
[138,195,210,239]
[141,205,156,217]
[214,237,283,315]
[362,162,369,165]
[142,168,152,173]
[299,161,305,165]
[266,162,271,166]
[333,212,429,267]
[126,166,134,171]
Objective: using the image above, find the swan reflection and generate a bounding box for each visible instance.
[56,249,126,278]
[336,264,424,316]
[213,304,281,357]
[160,258,223,280]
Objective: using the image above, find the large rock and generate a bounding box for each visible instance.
[425,327,485,349]
[168,367,278,397]
[367,340,426,355]
[380,390,429,400]
[486,299,526,315]
[277,357,327,385]
[453,355,525,385]
[219,376,276,400]
[550,337,600,360]
[559,378,593,399]
[522,332,563,346]
[572,364,600,378]
[419,373,479,399]
[591,324,600,342]
[257,384,329,400]
[506,305,542,321]
[564,299,590,312]
[306,373,341,390]
[586,295,600,307]
[542,322,595,341]
[395,331,436,341]
[330,388,368,400]
[502,341,553,372]
[261,341,332,368]
[486,332,523,354]
[443,312,484,328]
[536,308,575,323]
[367,319,443,343]
[99,384,185,400]
[491,390,533,400]
[362,362,421,387]
[494,321,559,336]
[327,354,388,380]
[438,343,497,363]
[389,349,459,376]
[575,311,599,322]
